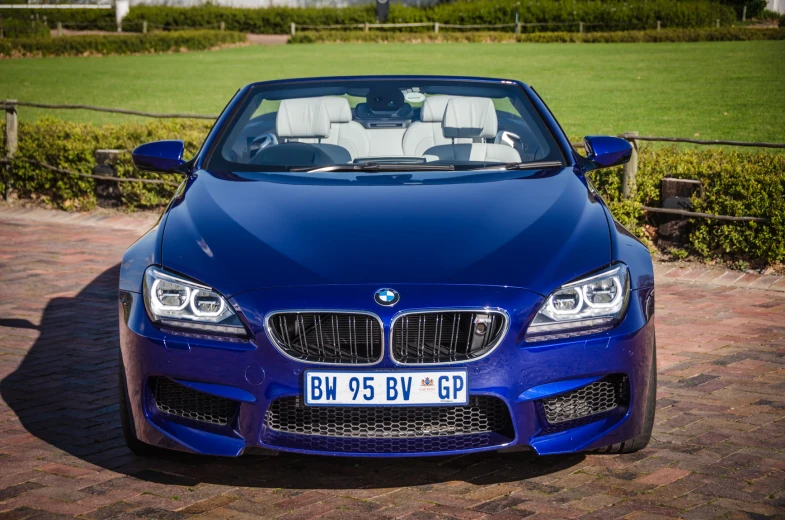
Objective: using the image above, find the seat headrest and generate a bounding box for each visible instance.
[442,97,498,139]
[420,96,452,122]
[321,96,353,123]
[276,98,331,139]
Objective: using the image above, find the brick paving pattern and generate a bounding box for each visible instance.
[0,209,783,520]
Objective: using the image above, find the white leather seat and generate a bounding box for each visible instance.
[280,97,370,161]
[423,97,521,164]
[318,97,371,160]
[402,96,470,156]
[276,98,352,164]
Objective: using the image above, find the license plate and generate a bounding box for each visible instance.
[304,370,469,406]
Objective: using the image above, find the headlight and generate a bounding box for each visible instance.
[526,264,629,342]
[143,267,246,336]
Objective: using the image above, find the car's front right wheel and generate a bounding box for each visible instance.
[118,355,164,456]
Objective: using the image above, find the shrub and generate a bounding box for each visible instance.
[289,27,785,44]
[0,30,246,58]
[0,1,737,34]
[2,118,211,210]
[590,147,785,265]
[0,7,115,31]
[759,9,782,21]
[289,30,519,44]
[720,0,767,19]
[0,19,50,39]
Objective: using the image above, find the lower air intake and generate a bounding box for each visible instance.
[540,375,629,425]
[151,377,239,426]
[265,395,510,438]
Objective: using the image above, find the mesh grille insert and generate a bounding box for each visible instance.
[152,377,239,426]
[391,311,507,364]
[265,395,510,438]
[267,312,382,364]
[540,375,629,425]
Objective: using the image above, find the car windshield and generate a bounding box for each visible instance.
[207,78,565,174]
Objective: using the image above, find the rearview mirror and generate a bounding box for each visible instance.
[583,136,632,169]
[132,140,185,173]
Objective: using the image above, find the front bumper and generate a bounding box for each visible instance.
[119,283,655,457]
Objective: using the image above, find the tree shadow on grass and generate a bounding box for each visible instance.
[0,265,584,490]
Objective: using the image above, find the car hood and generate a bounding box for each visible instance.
[161,168,611,297]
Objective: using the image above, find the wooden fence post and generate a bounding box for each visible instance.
[620,131,638,200]
[656,20,661,31]
[94,149,121,202]
[364,22,369,33]
[579,21,583,33]
[4,100,18,201]
[220,21,225,31]
[715,19,720,28]
[434,22,439,33]
[142,20,147,34]
[290,22,295,36]
[57,22,62,37]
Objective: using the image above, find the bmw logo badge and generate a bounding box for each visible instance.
[374,288,399,306]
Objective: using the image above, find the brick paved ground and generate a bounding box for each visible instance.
[0,209,783,520]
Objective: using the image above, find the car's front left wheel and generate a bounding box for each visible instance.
[596,344,657,454]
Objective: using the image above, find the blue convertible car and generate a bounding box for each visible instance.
[119,76,656,458]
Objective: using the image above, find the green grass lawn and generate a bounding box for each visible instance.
[1,41,784,142]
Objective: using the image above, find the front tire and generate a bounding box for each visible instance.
[596,344,657,454]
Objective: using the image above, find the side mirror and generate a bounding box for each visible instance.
[583,136,632,169]
[132,140,185,173]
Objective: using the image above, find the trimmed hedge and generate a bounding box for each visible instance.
[290,27,785,44]
[0,19,50,39]
[591,147,785,266]
[0,8,115,31]
[0,30,246,58]
[0,1,738,35]
[1,118,211,210]
[2,118,784,266]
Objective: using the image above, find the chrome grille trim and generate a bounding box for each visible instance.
[264,310,384,365]
[390,308,509,365]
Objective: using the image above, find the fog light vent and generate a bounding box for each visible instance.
[540,375,629,425]
[152,377,239,426]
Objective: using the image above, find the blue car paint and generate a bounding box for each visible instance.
[132,140,186,173]
[583,135,633,169]
[119,76,655,458]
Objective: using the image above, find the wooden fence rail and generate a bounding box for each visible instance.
[289,20,676,36]
[1,100,782,226]
[1,100,216,120]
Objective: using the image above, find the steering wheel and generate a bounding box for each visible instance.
[249,132,278,158]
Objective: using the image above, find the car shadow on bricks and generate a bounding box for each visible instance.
[0,265,584,489]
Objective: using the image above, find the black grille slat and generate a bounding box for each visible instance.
[392,311,506,364]
[265,396,510,438]
[268,312,382,364]
[540,375,629,425]
[152,377,238,426]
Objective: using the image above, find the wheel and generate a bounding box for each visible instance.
[118,355,164,456]
[596,342,657,454]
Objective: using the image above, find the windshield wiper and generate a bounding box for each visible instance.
[291,163,455,173]
[470,160,564,171]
